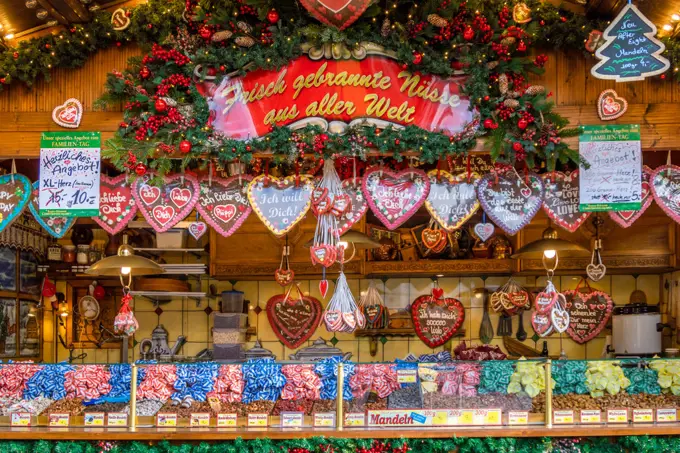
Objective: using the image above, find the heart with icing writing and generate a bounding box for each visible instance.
[411,295,465,348]
[473,222,494,243]
[563,289,613,344]
[52,98,82,129]
[111,8,131,31]
[274,269,295,287]
[28,182,75,239]
[509,290,530,309]
[425,170,480,232]
[132,173,199,233]
[362,167,430,230]
[534,291,557,314]
[196,175,252,238]
[651,165,680,226]
[477,170,544,235]
[422,228,444,250]
[542,171,590,233]
[597,89,627,121]
[92,174,137,235]
[338,179,368,235]
[0,174,31,234]
[188,221,207,240]
[551,305,570,334]
[609,166,653,228]
[531,311,553,337]
[248,174,314,236]
[266,291,322,349]
[298,0,372,30]
[586,263,606,282]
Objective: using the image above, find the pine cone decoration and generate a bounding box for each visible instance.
[498,73,509,94]
[427,14,448,28]
[508,91,522,99]
[159,97,177,107]
[500,37,516,46]
[235,36,255,48]
[525,85,546,96]
[381,18,391,37]
[211,30,233,42]
[503,99,520,109]
[236,21,253,34]
[486,61,500,70]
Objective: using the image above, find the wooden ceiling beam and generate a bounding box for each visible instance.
[35,0,68,25]
[61,0,91,22]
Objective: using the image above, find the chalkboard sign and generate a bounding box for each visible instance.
[579,124,642,212]
[591,4,670,82]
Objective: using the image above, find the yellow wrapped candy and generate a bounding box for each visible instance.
[585,361,630,398]
[649,359,680,395]
[507,358,549,398]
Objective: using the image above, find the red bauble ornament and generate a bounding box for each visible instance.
[560,16,567,22]
[661,74,667,80]
[139,66,151,79]
[246,145,252,152]
[199,27,212,39]
[134,163,147,176]
[483,95,490,101]
[0,78,5,84]
[517,40,526,52]
[412,53,423,65]
[395,139,400,145]
[93,285,106,301]
[451,61,464,71]
[154,99,167,113]
[147,23,153,29]
[116,42,122,47]
[207,67,217,76]
[512,142,523,152]
[267,9,279,24]
[12,52,18,59]
[540,20,545,26]
[483,118,495,129]
[518,118,529,130]
[219,65,226,72]
[179,140,192,154]
[45,44,51,49]
[463,27,474,41]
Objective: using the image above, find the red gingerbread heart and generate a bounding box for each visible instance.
[266,291,322,349]
[133,172,199,233]
[92,174,138,235]
[563,289,613,344]
[196,175,253,238]
[411,295,465,348]
[298,0,371,30]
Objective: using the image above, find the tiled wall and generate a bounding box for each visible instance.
[47,271,669,364]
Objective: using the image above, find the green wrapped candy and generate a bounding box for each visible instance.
[552,360,588,395]
[478,361,514,395]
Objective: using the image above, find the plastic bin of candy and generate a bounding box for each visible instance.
[0,363,132,427]
[550,358,680,425]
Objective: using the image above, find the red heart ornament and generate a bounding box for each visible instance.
[421,228,444,250]
[266,292,322,349]
[91,174,138,235]
[274,269,295,287]
[188,221,207,240]
[534,291,557,314]
[331,194,351,216]
[248,174,314,236]
[338,179,368,235]
[298,0,372,30]
[133,172,199,233]
[563,290,613,344]
[52,98,82,129]
[531,311,553,337]
[651,165,680,226]
[196,175,253,238]
[609,166,653,228]
[597,89,628,121]
[362,167,430,230]
[310,244,337,266]
[319,279,329,298]
[432,287,444,299]
[425,170,480,232]
[410,295,465,348]
[542,170,591,233]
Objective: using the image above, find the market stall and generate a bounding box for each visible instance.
[2,0,680,450]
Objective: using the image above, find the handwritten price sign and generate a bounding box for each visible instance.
[39,132,100,217]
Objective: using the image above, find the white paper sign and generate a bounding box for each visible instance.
[39,132,100,217]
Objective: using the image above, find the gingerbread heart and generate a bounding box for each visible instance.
[0,174,31,234]
[266,292,322,349]
[28,182,75,239]
[92,174,137,235]
[597,89,627,121]
[473,222,494,242]
[422,228,444,250]
[111,8,131,31]
[651,165,680,225]
[132,173,199,233]
[411,295,465,348]
[425,170,480,232]
[298,0,372,30]
[477,170,544,236]
[188,221,207,240]
[338,179,368,235]
[531,311,553,337]
[609,166,653,228]
[551,306,570,333]
[563,290,613,344]
[248,174,314,236]
[362,167,430,230]
[274,268,295,287]
[542,171,590,233]
[196,175,252,238]
[534,291,557,314]
[586,263,606,282]
[52,98,82,129]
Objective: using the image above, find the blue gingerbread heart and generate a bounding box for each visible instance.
[28,182,76,239]
[0,174,32,234]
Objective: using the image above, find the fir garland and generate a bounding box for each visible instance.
[5,436,680,453]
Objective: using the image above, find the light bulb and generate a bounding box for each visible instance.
[121,267,131,275]
[543,249,557,259]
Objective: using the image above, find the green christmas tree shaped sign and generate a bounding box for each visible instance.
[591,3,670,82]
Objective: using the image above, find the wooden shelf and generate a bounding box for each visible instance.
[366,259,515,277]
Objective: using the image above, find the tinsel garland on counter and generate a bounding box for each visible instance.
[6,436,680,453]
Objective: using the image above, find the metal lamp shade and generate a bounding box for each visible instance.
[85,254,165,277]
[511,227,589,259]
[303,231,381,249]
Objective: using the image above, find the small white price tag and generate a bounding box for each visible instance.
[344,413,365,427]
[84,412,104,426]
[580,410,601,424]
[314,413,336,427]
[107,413,128,427]
[49,413,70,427]
[11,413,31,427]
[217,413,237,427]
[607,409,628,424]
[656,408,677,423]
[248,413,268,427]
[281,412,304,428]
[508,411,528,425]
[553,410,574,425]
[156,413,177,427]
[190,413,211,427]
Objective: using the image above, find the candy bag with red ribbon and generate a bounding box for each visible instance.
[114,293,138,336]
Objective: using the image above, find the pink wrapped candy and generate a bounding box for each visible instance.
[280,365,321,401]
[349,364,400,399]
[0,362,42,398]
[65,365,112,400]
[137,364,177,400]
[208,365,244,403]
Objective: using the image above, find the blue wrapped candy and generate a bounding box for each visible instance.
[107,364,132,398]
[242,358,286,403]
[23,363,74,400]
[315,357,354,400]
[172,363,219,402]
